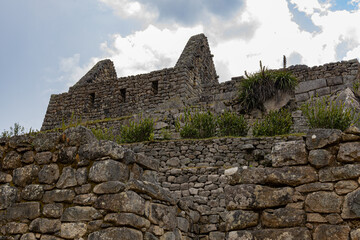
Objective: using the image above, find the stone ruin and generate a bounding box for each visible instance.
[3,34,360,239]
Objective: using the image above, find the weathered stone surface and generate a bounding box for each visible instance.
[309,149,334,168]
[6,202,40,220]
[73,193,97,205]
[342,188,360,219]
[146,203,177,230]
[38,164,60,184]
[32,132,60,152]
[63,126,97,146]
[43,203,63,218]
[338,142,360,162]
[5,222,28,234]
[93,181,126,194]
[89,159,129,182]
[209,232,226,240]
[306,129,342,150]
[21,184,44,200]
[105,213,150,229]
[2,151,21,170]
[60,222,87,239]
[225,210,258,230]
[88,227,143,240]
[335,180,358,195]
[144,232,159,240]
[271,140,307,167]
[261,208,306,228]
[61,206,101,222]
[13,164,40,187]
[305,191,342,213]
[295,182,334,193]
[0,172,12,183]
[58,146,77,164]
[225,184,294,210]
[296,78,327,93]
[29,218,61,233]
[95,191,145,215]
[79,140,125,161]
[75,167,87,185]
[319,164,360,182]
[0,184,17,209]
[34,152,52,165]
[127,179,176,204]
[228,227,311,240]
[56,166,77,189]
[20,233,36,240]
[351,229,360,240]
[230,166,318,186]
[42,189,75,203]
[22,151,35,164]
[177,217,189,233]
[124,150,160,171]
[39,235,63,240]
[307,213,327,223]
[325,213,343,224]
[313,224,350,240]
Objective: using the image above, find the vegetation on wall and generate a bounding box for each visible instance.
[217,111,248,137]
[120,117,154,143]
[253,109,293,137]
[301,96,359,131]
[238,61,297,113]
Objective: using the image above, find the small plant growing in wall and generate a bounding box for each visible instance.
[217,111,248,137]
[238,61,297,113]
[1,123,26,138]
[179,108,216,139]
[91,127,121,143]
[253,109,293,136]
[301,95,359,131]
[120,116,155,143]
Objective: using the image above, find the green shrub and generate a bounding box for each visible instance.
[120,117,154,143]
[180,109,216,139]
[238,61,297,112]
[91,127,121,143]
[217,111,248,136]
[301,96,359,131]
[253,109,293,136]
[1,123,26,138]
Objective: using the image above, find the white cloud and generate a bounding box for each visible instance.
[289,0,330,15]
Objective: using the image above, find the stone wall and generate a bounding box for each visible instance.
[0,127,195,240]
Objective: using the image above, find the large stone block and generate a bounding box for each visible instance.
[342,188,360,219]
[6,202,40,220]
[305,191,342,213]
[61,206,101,222]
[4,222,28,234]
[38,164,60,184]
[230,166,318,186]
[13,164,40,187]
[313,224,350,240]
[60,222,87,239]
[89,159,129,183]
[271,140,307,167]
[306,129,342,150]
[88,227,143,240]
[93,181,126,194]
[22,184,44,201]
[295,182,334,193]
[319,164,360,182]
[338,142,360,162]
[0,184,17,210]
[29,218,61,234]
[296,78,327,93]
[56,166,77,189]
[79,140,125,161]
[105,213,150,229]
[228,227,311,240]
[95,191,145,215]
[42,189,75,203]
[146,203,177,231]
[225,210,258,231]
[309,149,334,168]
[261,208,306,228]
[225,184,293,210]
[2,151,21,170]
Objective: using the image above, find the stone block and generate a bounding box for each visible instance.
[43,203,63,218]
[225,184,293,210]
[78,140,125,161]
[295,182,333,193]
[296,78,327,94]
[225,210,258,230]
[38,164,60,184]
[335,180,358,195]
[313,224,350,240]
[271,140,307,167]
[56,166,77,189]
[29,218,61,233]
[319,164,360,182]
[89,159,129,183]
[146,203,177,231]
[2,151,21,170]
[0,184,18,210]
[13,164,40,187]
[105,213,150,229]
[261,208,305,228]
[88,227,143,240]
[61,206,101,222]
[326,76,343,86]
[306,129,342,150]
[342,188,360,219]
[5,222,28,234]
[228,227,311,240]
[316,86,331,96]
[309,149,334,168]
[295,92,310,102]
[305,191,342,213]
[42,189,75,203]
[6,202,40,220]
[22,184,44,200]
[93,181,126,194]
[338,142,360,162]
[34,152,52,165]
[60,222,87,239]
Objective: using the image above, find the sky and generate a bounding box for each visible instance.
[2,0,360,132]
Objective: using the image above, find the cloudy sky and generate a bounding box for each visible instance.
[1,0,360,132]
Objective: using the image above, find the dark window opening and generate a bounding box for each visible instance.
[90,93,95,107]
[152,81,158,95]
[120,88,126,102]
[193,77,197,86]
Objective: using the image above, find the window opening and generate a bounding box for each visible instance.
[152,81,158,95]
[120,88,126,102]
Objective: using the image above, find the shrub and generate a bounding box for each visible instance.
[180,109,216,139]
[217,111,248,136]
[91,127,121,143]
[253,109,293,136]
[301,96,359,131]
[238,61,297,112]
[120,117,154,143]
[1,123,26,138]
